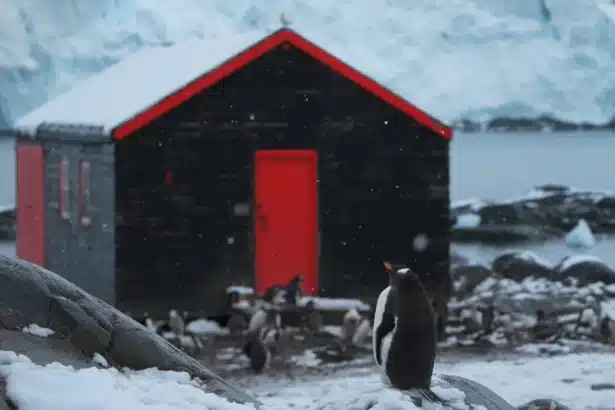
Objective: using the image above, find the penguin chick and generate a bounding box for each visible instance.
[244,337,270,374]
[303,300,323,333]
[342,308,362,343]
[248,308,281,334]
[168,309,185,337]
[227,312,247,336]
[351,316,372,346]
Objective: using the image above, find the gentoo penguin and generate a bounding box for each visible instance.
[575,306,598,335]
[351,311,372,346]
[284,274,304,305]
[303,300,323,333]
[243,326,282,373]
[372,262,398,367]
[341,308,362,343]
[248,307,281,334]
[374,267,446,404]
[168,309,185,337]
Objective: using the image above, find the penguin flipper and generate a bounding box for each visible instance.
[375,313,395,366]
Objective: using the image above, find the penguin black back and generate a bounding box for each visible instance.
[385,268,438,391]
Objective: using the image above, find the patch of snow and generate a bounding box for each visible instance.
[565,219,596,249]
[298,297,370,311]
[451,198,485,211]
[0,350,252,410]
[515,343,572,356]
[186,319,225,335]
[601,299,615,319]
[21,324,54,338]
[92,353,109,368]
[558,254,603,272]
[227,286,254,296]
[455,213,481,228]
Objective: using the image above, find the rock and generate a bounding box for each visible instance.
[452,225,560,244]
[0,257,52,329]
[478,203,526,225]
[517,399,572,410]
[0,379,14,410]
[492,251,554,282]
[47,295,111,356]
[438,374,515,410]
[0,255,262,407]
[590,383,615,391]
[555,256,615,286]
[452,265,493,298]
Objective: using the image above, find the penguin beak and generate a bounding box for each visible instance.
[383,262,393,271]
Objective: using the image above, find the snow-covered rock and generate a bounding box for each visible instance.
[565,219,596,249]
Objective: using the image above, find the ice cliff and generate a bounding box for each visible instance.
[2,0,615,129]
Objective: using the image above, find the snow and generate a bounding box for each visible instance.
[565,219,596,249]
[5,1,615,128]
[13,31,264,135]
[186,319,227,335]
[298,296,370,311]
[21,324,55,338]
[227,286,255,296]
[1,344,615,409]
[455,213,481,228]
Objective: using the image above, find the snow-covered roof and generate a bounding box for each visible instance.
[14,28,451,140]
[13,31,264,138]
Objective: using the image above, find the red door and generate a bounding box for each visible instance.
[16,143,45,266]
[254,150,318,296]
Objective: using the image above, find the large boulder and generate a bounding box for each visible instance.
[517,399,572,410]
[492,251,554,282]
[555,256,615,286]
[0,255,261,407]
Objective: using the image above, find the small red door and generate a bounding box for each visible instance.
[16,143,45,266]
[254,150,318,296]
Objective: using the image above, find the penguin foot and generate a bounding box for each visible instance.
[416,388,448,405]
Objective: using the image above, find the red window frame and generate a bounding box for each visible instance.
[78,160,92,228]
[59,158,70,219]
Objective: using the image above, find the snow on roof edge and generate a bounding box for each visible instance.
[13,30,268,137]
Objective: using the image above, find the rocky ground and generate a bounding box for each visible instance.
[452,185,615,244]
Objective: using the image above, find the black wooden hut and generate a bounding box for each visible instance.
[14,28,452,318]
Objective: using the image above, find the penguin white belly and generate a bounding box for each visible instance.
[379,332,394,386]
[372,286,391,365]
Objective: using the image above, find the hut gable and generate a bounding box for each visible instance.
[14,28,451,140]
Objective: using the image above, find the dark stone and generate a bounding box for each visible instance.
[48,295,111,356]
[596,196,615,210]
[492,251,553,282]
[590,383,615,391]
[555,256,615,286]
[0,257,52,328]
[0,378,14,410]
[478,203,525,225]
[439,374,515,410]
[517,399,572,410]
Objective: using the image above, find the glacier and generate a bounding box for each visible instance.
[2,0,615,129]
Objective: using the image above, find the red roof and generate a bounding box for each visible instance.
[114,28,452,141]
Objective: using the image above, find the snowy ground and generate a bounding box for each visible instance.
[2,349,614,410]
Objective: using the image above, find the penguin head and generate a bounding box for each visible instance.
[383,261,409,284]
[391,267,424,293]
